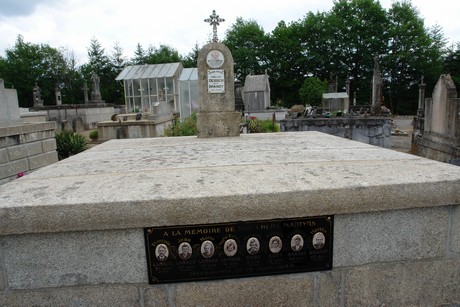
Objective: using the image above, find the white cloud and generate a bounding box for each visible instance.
[0,0,458,64]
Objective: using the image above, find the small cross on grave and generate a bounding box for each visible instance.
[204,10,225,42]
[82,82,89,103]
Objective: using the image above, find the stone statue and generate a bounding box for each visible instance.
[90,73,102,102]
[91,73,100,94]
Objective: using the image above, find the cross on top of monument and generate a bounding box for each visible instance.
[204,10,225,42]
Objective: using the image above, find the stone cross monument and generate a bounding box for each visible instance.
[417,75,426,117]
[82,82,89,104]
[205,10,225,43]
[196,10,240,138]
[90,73,104,103]
[371,54,382,115]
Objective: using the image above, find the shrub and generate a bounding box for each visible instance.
[89,130,98,141]
[165,113,197,136]
[299,77,327,106]
[55,130,88,160]
[260,119,280,132]
[248,118,280,133]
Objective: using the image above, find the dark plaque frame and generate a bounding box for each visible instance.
[144,216,333,284]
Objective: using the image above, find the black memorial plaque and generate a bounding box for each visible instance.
[144,216,333,284]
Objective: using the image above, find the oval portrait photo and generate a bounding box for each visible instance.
[312,232,326,250]
[269,236,283,254]
[290,234,304,252]
[224,239,238,257]
[246,237,260,255]
[178,242,192,260]
[201,240,215,258]
[155,243,169,261]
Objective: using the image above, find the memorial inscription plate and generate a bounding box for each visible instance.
[144,216,333,284]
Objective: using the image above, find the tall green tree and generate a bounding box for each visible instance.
[80,38,122,104]
[0,35,66,107]
[131,43,147,64]
[444,42,460,86]
[326,0,389,105]
[59,47,84,104]
[268,20,307,107]
[109,42,127,104]
[385,1,444,113]
[145,45,181,64]
[182,43,201,68]
[297,12,332,81]
[299,77,327,106]
[223,18,269,82]
[111,42,127,74]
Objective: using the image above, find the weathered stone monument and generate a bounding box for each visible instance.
[196,10,241,137]
[371,54,383,115]
[54,86,62,106]
[412,74,460,163]
[89,73,105,104]
[32,83,44,107]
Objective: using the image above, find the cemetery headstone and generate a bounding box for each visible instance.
[412,74,460,162]
[196,10,240,137]
[55,86,62,105]
[0,79,22,127]
[33,83,44,107]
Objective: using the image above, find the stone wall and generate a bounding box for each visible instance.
[97,117,174,140]
[0,122,58,185]
[280,117,392,148]
[0,132,458,306]
[1,206,458,306]
[35,105,115,131]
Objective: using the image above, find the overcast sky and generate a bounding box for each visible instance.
[0,0,459,65]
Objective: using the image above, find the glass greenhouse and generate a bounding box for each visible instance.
[116,63,199,119]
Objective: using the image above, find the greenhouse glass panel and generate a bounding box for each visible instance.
[125,80,133,97]
[133,79,141,98]
[180,83,191,118]
[149,78,158,101]
[141,79,148,96]
[133,96,141,113]
[141,79,149,112]
[127,97,134,113]
[158,78,166,101]
[190,80,199,112]
[166,77,175,111]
